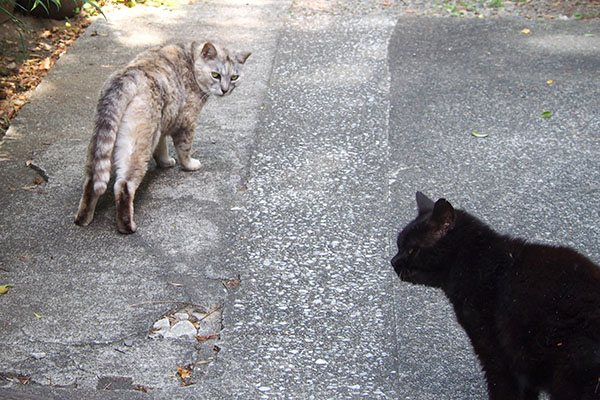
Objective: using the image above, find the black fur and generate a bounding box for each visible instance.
[391,192,600,400]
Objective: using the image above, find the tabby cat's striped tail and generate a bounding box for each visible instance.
[75,72,137,226]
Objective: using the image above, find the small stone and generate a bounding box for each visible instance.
[174,312,189,320]
[315,359,328,365]
[165,320,197,338]
[257,386,271,392]
[30,352,46,360]
[153,318,171,330]
[123,339,133,347]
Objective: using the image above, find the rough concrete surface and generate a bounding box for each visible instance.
[1,0,599,399]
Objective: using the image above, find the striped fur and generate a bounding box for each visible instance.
[75,41,251,234]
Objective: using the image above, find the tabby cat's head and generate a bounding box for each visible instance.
[391,192,456,288]
[194,42,251,97]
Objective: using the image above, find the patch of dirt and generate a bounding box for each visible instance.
[0,11,95,139]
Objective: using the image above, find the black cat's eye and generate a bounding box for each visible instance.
[211,72,221,79]
[407,248,414,255]
[231,75,239,81]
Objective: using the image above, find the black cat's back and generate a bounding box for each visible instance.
[498,242,600,392]
[392,192,600,399]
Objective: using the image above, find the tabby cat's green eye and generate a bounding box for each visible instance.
[211,72,221,79]
[231,75,239,81]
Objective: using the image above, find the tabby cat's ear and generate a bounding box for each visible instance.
[416,191,435,215]
[201,42,218,60]
[235,51,251,64]
[430,199,455,236]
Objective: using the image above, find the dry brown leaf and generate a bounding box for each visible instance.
[177,366,192,380]
[40,58,52,70]
[195,333,219,342]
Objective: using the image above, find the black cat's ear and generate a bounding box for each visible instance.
[430,199,456,236]
[201,42,218,60]
[416,191,435,215]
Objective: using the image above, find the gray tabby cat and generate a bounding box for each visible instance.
[74,41,250,234]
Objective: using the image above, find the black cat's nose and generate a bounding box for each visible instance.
[391,254,401,274]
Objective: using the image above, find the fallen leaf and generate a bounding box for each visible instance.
[168,282,184,287]
[195,333,219,342]
[521,28,531,35]
[546,79,554,85]
[177,366,191,380]
[33,177,44,185]
[133,384,149,393]
[221,278,241,288]
[38,42,52,51]
[40,58,52,70]
[540,111,552,118]
[34,313,42,319]
[584,33,595,37]
[471,131,488,138]
[0,284,14,295]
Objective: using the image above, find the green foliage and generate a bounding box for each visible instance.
[439,0,508,17]
[0,0,104,54]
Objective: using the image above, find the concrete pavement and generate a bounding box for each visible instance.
[1,0,599,399]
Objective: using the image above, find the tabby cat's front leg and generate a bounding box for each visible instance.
[172,124,201,171]
[153,135,176,168]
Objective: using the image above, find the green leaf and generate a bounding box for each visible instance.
[471,131,488,138]
[0,284,14,295]
[584,33,595,37]
[83,0,105,19]
[540,111,552,119]
[573,13,583,19]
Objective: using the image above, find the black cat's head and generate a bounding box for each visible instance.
[391,192,456,288]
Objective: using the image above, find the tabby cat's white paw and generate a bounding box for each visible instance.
[182,158,201,171]
[157,157,176,168]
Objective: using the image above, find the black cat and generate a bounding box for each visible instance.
[391,192,600,400]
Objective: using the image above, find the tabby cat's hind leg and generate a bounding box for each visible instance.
[74,174,105,226]
[113,108,155,234]
[114,159,150,234]
[115,179,136,234]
